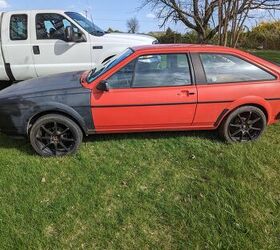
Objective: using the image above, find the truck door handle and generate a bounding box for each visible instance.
[33,45,40,55]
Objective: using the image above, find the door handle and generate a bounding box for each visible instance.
[181,90,196,96]
[92,46,103,50]
[33,45,40,55]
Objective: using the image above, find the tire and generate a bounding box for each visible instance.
[29,114,83,157]
[219,106,267,143]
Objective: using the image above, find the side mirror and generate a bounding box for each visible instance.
[96,80,109,92]
[73,32,87,43]
[65,26,87,43]
[65,26,74,42]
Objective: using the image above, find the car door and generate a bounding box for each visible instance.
[1,12,37,81]
[31,12,92,77]
[191,52,278,127]
[92,53,198,132]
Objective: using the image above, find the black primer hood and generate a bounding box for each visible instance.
[0,71,94,136]
[0,71,84,98]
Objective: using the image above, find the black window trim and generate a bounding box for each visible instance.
[189,53,206,84]
[35,13,85,42]
[195,52,277,85]
[10,14,28,41]
[106,52,195,90]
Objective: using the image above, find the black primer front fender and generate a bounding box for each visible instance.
[25,102,91,135]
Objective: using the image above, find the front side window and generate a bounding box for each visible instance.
[107,61,136,89]
[133,54,191,87]
[10,14,28,40]
[200,53,276,84]
[106,53,192,89]
[36,13,79,40]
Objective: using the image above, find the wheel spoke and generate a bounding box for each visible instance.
[237,114,243,122]
[42,142,52,151]
[247,131,253,140]
[240,132,244,142]
[59,142,70,152]
[231,129,242,137]
[54,143,58,156]
[230,124,242,128]
[41,126,52,135]
[61,137,75,142]
[54,122,58,134]
[250,117,261,124]
[246,111,252,122]
[37,136,51,141]
[250,127,261,131]
[61,128,70,135]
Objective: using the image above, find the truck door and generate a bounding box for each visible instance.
[1,12,36,81]
[31,12,92,77]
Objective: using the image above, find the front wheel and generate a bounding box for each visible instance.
[29,114,83,157]
[219,106,267,143]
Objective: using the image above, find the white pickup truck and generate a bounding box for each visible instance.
[0,10,157,83]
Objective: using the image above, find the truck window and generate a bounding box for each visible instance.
[10,14,28,40]
[36,13,79,41]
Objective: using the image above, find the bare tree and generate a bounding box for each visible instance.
[141,0,280,46]
[127,17,140,33]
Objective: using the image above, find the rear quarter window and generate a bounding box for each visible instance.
[200,53,276,84]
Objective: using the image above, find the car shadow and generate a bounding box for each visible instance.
[0,134,34,155]
[0,130,223,157]
[84,130,222,143]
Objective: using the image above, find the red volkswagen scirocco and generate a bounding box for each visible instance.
[0,44,279,156]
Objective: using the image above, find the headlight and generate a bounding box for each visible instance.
[152,40,159,44]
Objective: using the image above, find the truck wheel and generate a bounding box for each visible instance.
[219,106,267,143]
[29,114,83,157]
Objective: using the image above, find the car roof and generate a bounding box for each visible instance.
[130,44,280,74]
[131,44,238,53]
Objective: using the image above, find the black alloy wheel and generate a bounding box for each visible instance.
[220,106,266,143]
[30,114,83,156]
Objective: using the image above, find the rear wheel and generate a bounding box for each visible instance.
[29,114,83,157]
[219,106,267,143]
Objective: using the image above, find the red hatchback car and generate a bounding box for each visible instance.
[0,44,279,156]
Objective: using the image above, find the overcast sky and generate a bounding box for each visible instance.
[0,0,275,33]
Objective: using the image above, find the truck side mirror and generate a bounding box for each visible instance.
[96,80,109,92]
[65,26,86,43]
[65,26,74,42]
[73,32,87,43]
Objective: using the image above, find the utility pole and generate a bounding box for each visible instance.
[84,10,88,18]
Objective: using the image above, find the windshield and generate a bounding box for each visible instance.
[87,49,134,83]
[65,12,105,36]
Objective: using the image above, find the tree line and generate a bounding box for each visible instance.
[108,0,280,49]
[110,19,280,50]
[141,0,280,47]
[149,21,280,49]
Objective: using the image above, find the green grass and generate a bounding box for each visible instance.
[0,51,280,249]
[251,50,280,64]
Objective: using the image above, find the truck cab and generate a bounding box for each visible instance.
[0,10,157,82]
